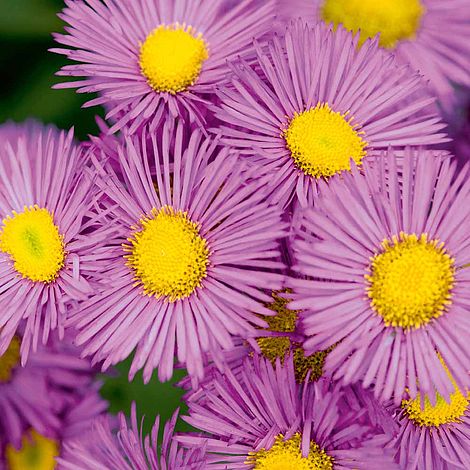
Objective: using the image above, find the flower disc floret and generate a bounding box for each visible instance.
[139,23,209,94]
[321,0,425,48]
[247,433,334,470]
[366,232,455,329]
[0,206,65,283]
[284,103,367,179]
[125,206,210,301]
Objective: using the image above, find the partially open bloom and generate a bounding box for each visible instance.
[70,123,286,383]
[0,331,103,450]
[52,0,275,134]
[178,355,397,469]
[58,403,205,470]
[215,20,447,207]
[0,122,98,361]
[278,0,470,104]
[386,364,470,469]
[289,149,470,405]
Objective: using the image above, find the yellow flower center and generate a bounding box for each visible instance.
[283,103,367,179]
[0,336,21,383]
[0,206,65,283]
[321,0,425,48]
[255,292,331,383]
[366,233,455,329]
[403,390,469,428]
[139,23,209,94]
[125,206,210,301]
[247,433,334,470]
[6,430,59,470]
[402,359,468,428]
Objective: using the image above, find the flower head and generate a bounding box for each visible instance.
[178,354,396,469]
[58,403,205,470]
[0,331,104,450]
[70,122,286,383]
[289,149,470,405]
[385,360,470,469]
[215,20,447,207]
[0,122,99,362]
[52,0,275,134]
[278,0,470,103]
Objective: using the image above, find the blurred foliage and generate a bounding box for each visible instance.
[0,0,101,140]
[0,0,191,434]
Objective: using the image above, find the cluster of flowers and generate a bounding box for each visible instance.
[1,0,470,468]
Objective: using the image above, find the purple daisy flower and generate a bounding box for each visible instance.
[0,330,103,450]
[178,354,397,469]
[385,365,470,470]
[277,0,470,104]
[51,0,275,134]
[289,148,470,405]
[3,385,107,470]
[214,20,447,208]
[58,403,205,470]
[0,122,99,362]
[70,122,286,383]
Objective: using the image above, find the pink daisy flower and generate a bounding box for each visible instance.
[58,403,205,470]
[70,122,286,384]
[178,354,397,469]
[278,0,470,104]
[0,122,98,362]
[385,370,470,469]
[215,20,447,207]
[0,331,103,450]
[51,0,275,134]
[289,149,470,405]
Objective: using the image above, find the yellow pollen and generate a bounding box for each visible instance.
[6,430,59,470]
[402,360,469,427]
[283,103,367,179]
[255,291,331,383]
[0,206,65,283]
[247,433,334,470]
[0,336,21,383]
[321,0,425,48]
[139,23,209,94]
[125,206,210,301]
[366,233,455,329]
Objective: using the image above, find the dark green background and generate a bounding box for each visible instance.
[0,0,190,434]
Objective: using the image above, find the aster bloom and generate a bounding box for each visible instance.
[58,403,205,470]
[0,122,98,362]
[3,386,107,470]
[51,0,275,134]
[178,354,397,469]
[289,148,470,406]
[70,122,286,383]
[215,20,447,208]
[278,0,470,103]
[0,331,103,450]
[385,364,470,470]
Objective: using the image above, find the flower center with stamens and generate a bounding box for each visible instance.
[6,430,59,470]
[255,292,331,383]
[0,206,65,283]
[139,23,209,94]
[247,433,334,470]
[284,103,367,179]
[321,0,425,48]
[125,206,210,301]
[366,233,455,329]
[402,360,469,427]
[0,336,21,383]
